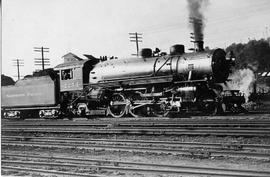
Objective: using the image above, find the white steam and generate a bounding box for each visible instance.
[225,68,256,101]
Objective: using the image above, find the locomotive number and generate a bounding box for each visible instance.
[63,81,80,89]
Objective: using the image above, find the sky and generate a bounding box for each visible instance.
[2,0,270,80]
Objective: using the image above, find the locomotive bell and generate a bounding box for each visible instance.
[170,44,185,55]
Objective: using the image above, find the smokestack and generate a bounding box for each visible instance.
[187,0,208,52]
[194,41,204,52]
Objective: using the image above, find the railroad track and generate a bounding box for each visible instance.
[2,135,270,159]
[3,119,270,128]
[3,135,270,150]
[2,152,270,177]
[2,126,270,137]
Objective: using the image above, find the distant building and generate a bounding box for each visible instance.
[62,52,83,63]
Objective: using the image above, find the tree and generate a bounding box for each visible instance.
[1,74,15,86]
[226,38,270,72]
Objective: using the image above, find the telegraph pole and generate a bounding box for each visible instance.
[129,32,142,56]
[34,47,50,70]
[190,32,195,52]
[12,59,24,80]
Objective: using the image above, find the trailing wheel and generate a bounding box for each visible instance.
[151,102,169,117]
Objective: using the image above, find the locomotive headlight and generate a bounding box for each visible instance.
[226,51,236,66]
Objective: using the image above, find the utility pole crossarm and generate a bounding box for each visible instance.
[34,46,50,71]
[129,32,143,57]
[12,59,24,80]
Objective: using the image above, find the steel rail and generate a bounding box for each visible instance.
[3,127,270,131]
[1,165,103,177]
[2,135,270,150]
[2,153,270,177]
[3,118,270,122]
[3,120,270,126]
[4,120,270,124]
[3,124,270,129]
[2,140,270,159]
[2,127,270,137]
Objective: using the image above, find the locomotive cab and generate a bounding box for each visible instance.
[54,53,99,92]
[54,53,99,117]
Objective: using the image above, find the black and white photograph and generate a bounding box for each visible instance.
[1,0,270,176]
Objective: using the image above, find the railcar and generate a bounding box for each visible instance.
[1,71,60,119]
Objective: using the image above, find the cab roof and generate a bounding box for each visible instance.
[54,60,89,70]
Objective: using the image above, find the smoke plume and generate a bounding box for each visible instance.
[187,0,209,41]
[225,68,256,101]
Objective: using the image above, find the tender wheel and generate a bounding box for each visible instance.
[108,93,128,118]
[151,102,169,117]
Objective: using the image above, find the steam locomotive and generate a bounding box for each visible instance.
[2,41,245,119]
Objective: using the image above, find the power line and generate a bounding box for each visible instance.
[129,32,142,56]
[138,2,270,36]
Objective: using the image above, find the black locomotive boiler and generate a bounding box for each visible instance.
[87,43,235,117]
[2,42,241,119]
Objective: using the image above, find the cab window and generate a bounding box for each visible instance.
[61,69,73,80]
